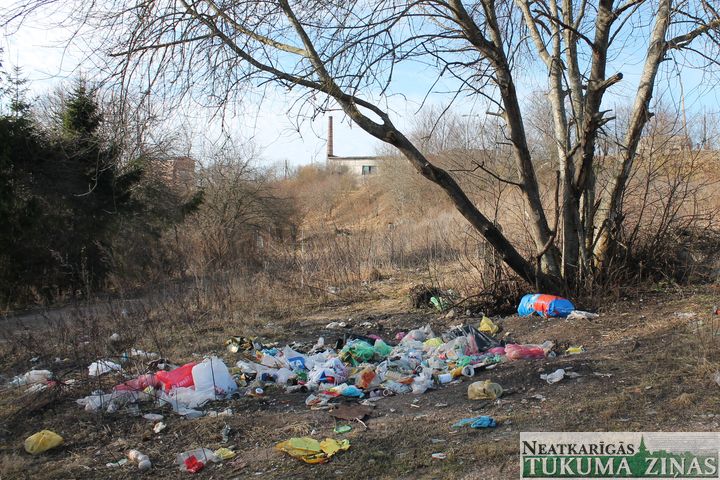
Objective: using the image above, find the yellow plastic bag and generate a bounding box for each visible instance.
[467,380,503,400]
[24,430,64,455]
[479,316,499,336]
[566,346,585,355]
[319,438,350,456]
[214,447,237,460]
[423,337,443,348]
[276,437,350,464]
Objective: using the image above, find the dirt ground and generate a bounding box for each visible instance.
[1,281,719,480]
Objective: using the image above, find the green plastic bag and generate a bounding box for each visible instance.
[373,339,392,359]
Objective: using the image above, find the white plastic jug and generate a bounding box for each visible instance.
[191,357,237,395]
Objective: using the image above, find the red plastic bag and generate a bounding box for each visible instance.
[156,362,197,391]
[505,344,546,360]
[184,455,204,473]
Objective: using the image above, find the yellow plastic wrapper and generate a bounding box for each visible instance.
[479,316,500,335]
[566,346,585,355]
[276,437,350,464]
[423,337,443,348]
[467,380,503,400]
[214,447,237,460]
[24,430,64,455]
[319,438,350,456]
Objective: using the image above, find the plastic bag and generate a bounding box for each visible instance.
[275,437,350,464]
[192,357,237,395]
[176,448,219,472]
[10,370,52,386]
[373,339,392,359]
[355,367,378,389]
[441,325,498,354]
[88,360,122,377]
[339,340,375,365]
[479,317,499,335]
[24,430,64,454]
[540,368,565,384]
[156,362,197,391]
[114,374,159,392]
[505,342,552,360]
[411,367,434,395]
[467,380,503,400]
[283,346,310,371]
[517,294,575,317]
[452,416,497,429]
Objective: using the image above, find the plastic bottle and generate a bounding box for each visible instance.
[128,449,152,471]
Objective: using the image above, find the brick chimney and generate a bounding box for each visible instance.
[327,115,334,158]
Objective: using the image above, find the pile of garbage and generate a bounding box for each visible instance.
[61,316,564,420]
[9,294,591,421]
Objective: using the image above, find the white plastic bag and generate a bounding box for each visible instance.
[192,357,237,395]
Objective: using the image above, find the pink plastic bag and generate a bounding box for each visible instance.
[156,362,197,391]
[114,374,159,392]
[505,344,546,360]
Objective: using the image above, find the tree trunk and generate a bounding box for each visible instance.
[594,0,671,265]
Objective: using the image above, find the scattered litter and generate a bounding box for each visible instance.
[88,360,122,377]
[128,449,152,471]
[24,430,64,455]
[531,394,546,402]
[431,452,447,459]
[225,336,255,353]
[106,458,128,468]
[565,371,581,379]
[221,425,231,443]
[214,447,237,460]
[468,380,503,400]
[674,312,696,318]
[593,372,613,378]
[431,438,446,444]
[275,437,350,464]
[109,333,121,342]
[540,369,566,384]
[452,415,497,428]
[334,425,352,434]
[153,422,166,433]
[176,448,219,473]
[434,403,448,408]
[505,342,552,360]
[9,369,52,386]
[567,311,599,320]
[325,321,348,329]
[518,294,575,317]
[566,346,585,355]
[143,413,164,421]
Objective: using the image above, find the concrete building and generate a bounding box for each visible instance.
[325,116,381,176]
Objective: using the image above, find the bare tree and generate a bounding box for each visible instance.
[3,0,719,292]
